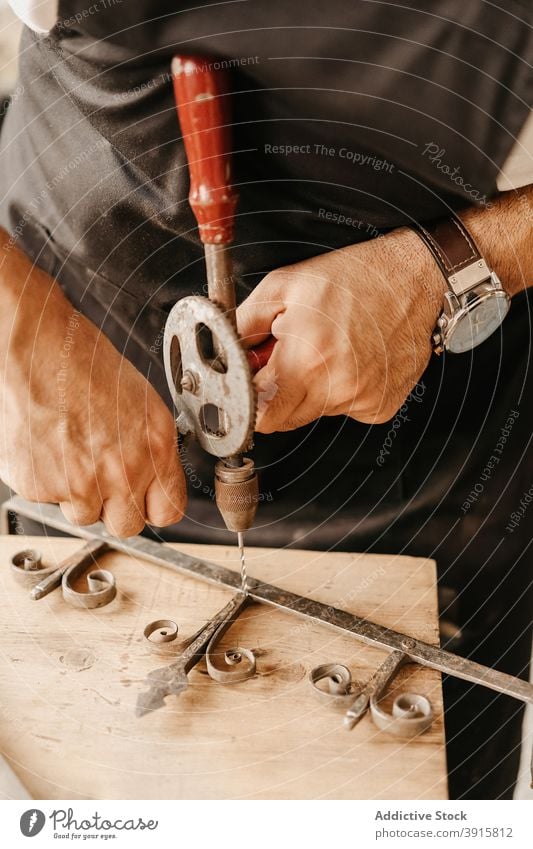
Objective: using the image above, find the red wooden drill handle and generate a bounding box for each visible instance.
[171,55,238,245]
[247,336,276,374]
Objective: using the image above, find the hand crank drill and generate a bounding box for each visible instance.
[165,56,273,590]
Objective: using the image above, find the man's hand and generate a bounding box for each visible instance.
[238,185,533,435]
[237,227,446,432]
[0,233,186,537]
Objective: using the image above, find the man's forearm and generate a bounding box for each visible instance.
[0,228,76,378]
[460,185,532,297]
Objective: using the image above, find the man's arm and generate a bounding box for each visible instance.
[462,186,532,298]
[237,186,532,433]
[0,229,186,535]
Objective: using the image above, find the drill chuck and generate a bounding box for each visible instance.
[215,457,259,533]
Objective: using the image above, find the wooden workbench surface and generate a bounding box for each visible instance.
[0,534,447,799]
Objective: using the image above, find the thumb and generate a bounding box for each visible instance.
[237,292,284,348]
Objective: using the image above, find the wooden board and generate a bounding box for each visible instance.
[0,535,447,799]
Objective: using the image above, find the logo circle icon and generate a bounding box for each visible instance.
[20,809,46,837]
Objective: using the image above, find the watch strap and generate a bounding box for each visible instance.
[413,214,490,296]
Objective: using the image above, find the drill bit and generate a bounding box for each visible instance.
[214,458,258,596]
[237,531,248,595]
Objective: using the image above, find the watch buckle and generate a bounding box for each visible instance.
[447,259,491,296]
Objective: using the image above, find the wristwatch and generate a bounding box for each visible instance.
[413,214,510,354]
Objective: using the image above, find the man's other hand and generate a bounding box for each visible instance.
[0,232,186,537]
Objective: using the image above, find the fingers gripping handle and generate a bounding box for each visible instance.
[247,336,276,374]
[171,55,238,245]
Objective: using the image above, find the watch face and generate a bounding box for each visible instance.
[447,293,510,354]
